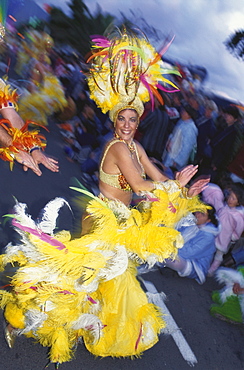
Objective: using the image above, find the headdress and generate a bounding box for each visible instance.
[86,26,181,122]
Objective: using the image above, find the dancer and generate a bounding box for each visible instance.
[0,26,209,366]
[16,30,67,126]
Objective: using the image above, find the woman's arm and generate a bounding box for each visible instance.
[138,142,200,188]
[0,108,58,174]
[0,125,13,147]
[136,142,169,182]
[1,108,24,129]
[112,142,202,194]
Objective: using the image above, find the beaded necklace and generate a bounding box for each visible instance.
[114,133,136,155]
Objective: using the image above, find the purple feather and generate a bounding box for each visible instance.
[12,219,67,251]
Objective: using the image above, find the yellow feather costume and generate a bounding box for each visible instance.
[0,184,207,364]
[18,74,67,126]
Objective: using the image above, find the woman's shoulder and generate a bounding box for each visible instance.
[134,140,146,154]
[103,139,129,156]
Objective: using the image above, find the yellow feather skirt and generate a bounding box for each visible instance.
[0,187,207,363]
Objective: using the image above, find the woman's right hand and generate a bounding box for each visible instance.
[175,165,198,187]
[187,176,210,197]
[15,150,42,176]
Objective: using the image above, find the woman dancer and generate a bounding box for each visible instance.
[0,26,209,366]
[16,30,67,126]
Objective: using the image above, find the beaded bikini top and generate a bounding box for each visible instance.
[99,139,145,192]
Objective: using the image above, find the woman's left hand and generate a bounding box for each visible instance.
[175,165,198,187]
[187,176,210,197]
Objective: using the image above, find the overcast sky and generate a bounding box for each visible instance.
[36,0,244,103]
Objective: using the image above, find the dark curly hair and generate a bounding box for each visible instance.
[205,205,219,227]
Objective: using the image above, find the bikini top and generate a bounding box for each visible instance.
[99,139,145,192]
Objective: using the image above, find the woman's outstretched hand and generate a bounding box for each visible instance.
[175,165,198,187]
[31,149,59,173]
[15,150,59,176]
[15,150,42,176]
[187,176,210,197]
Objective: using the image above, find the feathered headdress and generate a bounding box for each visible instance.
[87,26,181,122]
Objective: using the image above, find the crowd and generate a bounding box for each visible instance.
[0,25,244,367]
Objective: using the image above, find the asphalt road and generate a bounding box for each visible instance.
[0,119,243,370]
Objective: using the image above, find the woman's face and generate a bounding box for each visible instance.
[115,109,139,143]
[195,211,210,225]
[227,191,239,208]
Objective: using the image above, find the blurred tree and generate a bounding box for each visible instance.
[225,30,244,60]
[48,0,114,56]
[48,7,72,46]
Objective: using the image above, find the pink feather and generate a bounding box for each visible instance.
[12,219,67,251]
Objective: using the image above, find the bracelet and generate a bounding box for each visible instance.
[29,146,40,153]
[0,81,19,110]
[0,119,46,169]
[0,101,15,110]
[152,181,165,190]
[174,180,182,189]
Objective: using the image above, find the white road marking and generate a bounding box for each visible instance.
[139,277,198,367]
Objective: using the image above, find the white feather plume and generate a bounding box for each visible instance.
[18,265,59,284]
[13,201,36,229]
[36,197,72,235]
[97,245,128,281]
[19,309,47,334]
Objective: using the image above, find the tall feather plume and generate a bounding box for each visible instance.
[37,197,72,235]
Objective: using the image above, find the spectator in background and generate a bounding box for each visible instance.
[138,94,170,160]
[227,142,244,185]
[158,205,219,284]
[210,265,244,324]
[202,182,244,276]
[162,103,198,173]
[205,105,243,182]
[196,99,218,169]
[187,93,205,120]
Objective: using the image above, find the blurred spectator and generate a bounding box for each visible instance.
[227,143,244,184]
[202,182,244,276]
[162,102,198,172]
[187,93,205,120]
[222,236,244,268]
[210,266,244,324]
[158,206,219,284]
[203,105,243,182]
[196,99,218,167]
[138,96,170,160]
